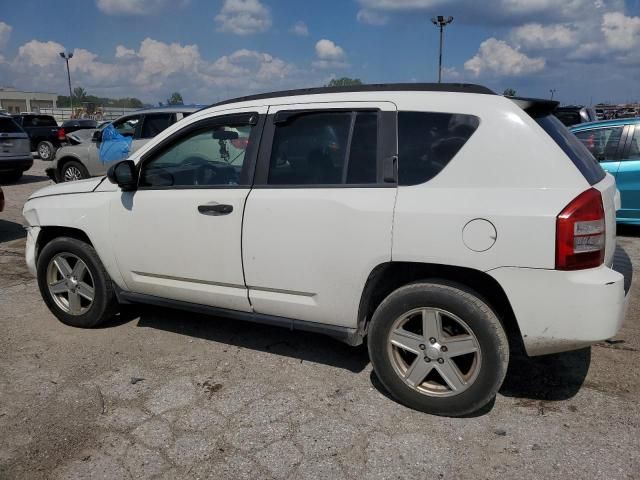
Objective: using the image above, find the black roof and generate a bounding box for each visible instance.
[212,83,495,107]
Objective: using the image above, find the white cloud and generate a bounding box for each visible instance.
[96,0,189,15]
[15,40,65,67]
[511,23,578,49]
[0,22,11,50]
[602,12,640,50]
[214,0,272,35]
[290,21,309,36]
[356,9,388,25]
[1,36,299,102]
[464,38,545,76]
[115,45,136,59]
[313,39,348,69]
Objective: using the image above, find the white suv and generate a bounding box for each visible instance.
[23,84,628,416]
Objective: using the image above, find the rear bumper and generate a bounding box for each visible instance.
[489,253,629,356]
[0,156,33,173]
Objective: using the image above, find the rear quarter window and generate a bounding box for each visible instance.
[398,111,479,186]
[536,115,605,185]
[0,117,24,133]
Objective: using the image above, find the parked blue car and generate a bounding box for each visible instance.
[571,118,640,224]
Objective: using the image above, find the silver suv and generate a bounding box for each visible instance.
[47,106,199,182]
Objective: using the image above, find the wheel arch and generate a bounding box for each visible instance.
[357,261,525,353]
[56,155,83,174]
[36,226,93,264]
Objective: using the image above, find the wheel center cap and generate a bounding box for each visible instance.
[426,346,441,360]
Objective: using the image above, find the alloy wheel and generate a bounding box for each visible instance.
[63,166,83,182]
[45,253,95,315]
[387,307,482,397]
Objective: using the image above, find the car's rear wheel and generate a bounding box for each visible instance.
[37,237,118,327]
[61,161,89,182]
[368,280,509,417]
[37,141,55,161]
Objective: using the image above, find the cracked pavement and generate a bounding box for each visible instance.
[1,161,639,479]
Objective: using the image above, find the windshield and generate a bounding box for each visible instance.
[536,115,605,185]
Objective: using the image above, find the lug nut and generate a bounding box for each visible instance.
[419,344,426,350]
[437,358,445,364]
[441,346,448,352]
[429,337,436,344]
[424,357,431,362]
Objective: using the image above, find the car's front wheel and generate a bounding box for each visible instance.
[37,237,118,327]
[61,160,89,182]
[37,141,55,161]
[368,280,509,417]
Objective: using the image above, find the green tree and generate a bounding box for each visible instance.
[326,77,363,87]
[167,92,184,105]
[503,88,517,97]
[73,86,87,103]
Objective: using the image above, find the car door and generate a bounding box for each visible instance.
[109,107,266,310]
[614,124,640,222]
[573,125,625,178]
[242,102,397,328]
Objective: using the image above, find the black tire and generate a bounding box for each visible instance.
[0,171,23,184]
[368,280,509,417]
[37,141,56,161]
[37,237,118,328]
[60,160,89,182]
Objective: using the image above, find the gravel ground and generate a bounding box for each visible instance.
[1,160,639,479]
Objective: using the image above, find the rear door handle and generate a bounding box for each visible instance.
[198,203,234,216]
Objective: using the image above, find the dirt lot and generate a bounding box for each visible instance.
[1,160,639,479]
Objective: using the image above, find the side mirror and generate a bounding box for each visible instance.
[107,160,137,191]
[92,130,103,142]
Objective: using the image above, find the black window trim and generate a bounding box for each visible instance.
[619,124,637,161]
[136,111,264,190]
[253,107,398,189]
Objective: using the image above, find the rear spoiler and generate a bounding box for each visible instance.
[508,97,559,117]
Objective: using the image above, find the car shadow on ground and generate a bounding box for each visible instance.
[0,219,26,243]
[0,174,50,186]
[116,304,591,410]
[617,224,640,238]
[127,306,370,373]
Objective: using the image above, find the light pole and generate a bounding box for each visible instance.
[550,88,556,101]
[431,15,454,83]
[59,51,74,114]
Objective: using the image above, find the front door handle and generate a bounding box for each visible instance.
[198,203,233,216]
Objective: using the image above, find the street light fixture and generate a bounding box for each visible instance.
[431,15,454,83]
[59,51,74,114]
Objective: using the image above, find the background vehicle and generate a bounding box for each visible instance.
[11,113,63,161]
[554,105,597,126]
[61,119,98,135]
[0,115,33,183]
[48,106,198,182]
[571,118,640,224]
[23,84,627,417]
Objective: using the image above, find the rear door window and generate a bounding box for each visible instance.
[267,111,378,185]
[573,127,623,161]
[536,115,605,185]
[623,126,640,161]
[140,113,174,139]
[398,111,479,186]
[21,115,57,127]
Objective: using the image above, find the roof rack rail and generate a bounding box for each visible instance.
[211,83,495,108]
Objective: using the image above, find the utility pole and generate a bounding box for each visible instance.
[550,88,556,101]
[431,16,454,83]
[59,51,74,115]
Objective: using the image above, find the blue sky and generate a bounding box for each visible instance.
[0,0,639,105]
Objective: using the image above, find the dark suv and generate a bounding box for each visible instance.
[11,114,64,161]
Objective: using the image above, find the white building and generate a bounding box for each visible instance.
[0,87,58,114]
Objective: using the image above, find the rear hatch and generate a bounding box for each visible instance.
[0,117,31,158]
[511,97,617,266]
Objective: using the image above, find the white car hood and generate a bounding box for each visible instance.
[29,177,104,199]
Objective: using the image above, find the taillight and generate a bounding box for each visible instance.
[57,128,65,140]
[556,188,605,270]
